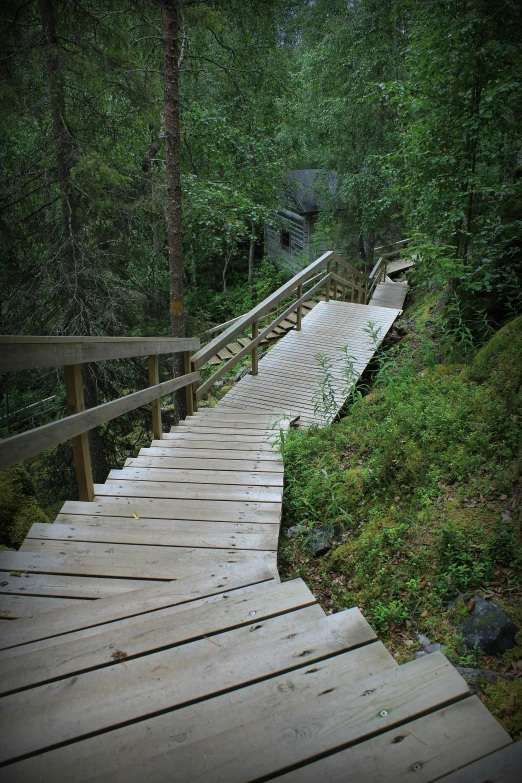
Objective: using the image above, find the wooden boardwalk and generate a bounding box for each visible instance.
[1,267,521,780]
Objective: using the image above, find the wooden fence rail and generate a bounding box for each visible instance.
[0,336,200,501]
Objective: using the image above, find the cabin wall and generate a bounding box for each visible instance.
[264,209,311,274]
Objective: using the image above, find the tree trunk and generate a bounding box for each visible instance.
[40,0,108,479]
[162,0,186,422]
[248,220,256,297]
[39,0,81,305]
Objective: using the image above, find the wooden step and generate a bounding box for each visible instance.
[0,579,317,696]
[0,609,373,765]
[0,561,275,651]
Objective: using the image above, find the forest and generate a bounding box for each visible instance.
[1,0,522,737]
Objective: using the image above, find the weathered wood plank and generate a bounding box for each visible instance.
[0,561,275,650]
[109,466,284,486]
[2,640,393,782]
[61,496,281,524]
[29,519,279,551]
[0,580,316,695]
[139,446,281,462]
[0,609,372,764]
[128,454,284,472]
[151,436,277,451]
[93,480,282,504]
[0,336,200,373]
[0,571,159,600]
[0,594,86,621]
[436,739,522,782]
[87,652,469,783]
[0,545,276,581]
[276,696,511,783]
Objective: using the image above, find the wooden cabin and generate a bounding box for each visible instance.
[264,169,338,273]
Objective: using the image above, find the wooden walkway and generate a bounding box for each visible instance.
[1,280,520,780]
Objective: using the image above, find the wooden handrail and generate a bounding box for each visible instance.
[191,246,395,402]
[0,371,199,472]
[196,274,330,399]
[0,335,200,501]
[0,336,200,373]
[191,250,336,371]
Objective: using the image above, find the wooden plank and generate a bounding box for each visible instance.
[0,571,160,600]
[0,609,373,764]
[0,371,200,471]
[0,593,86,620]
[151,437,277,451]
[29,519,279,551]
[163,429,278,443]
[0,545,276,581]
[436,740,522,782]
[93,479,282,504]
[110,466,283,486]
[276,697,511,783]
[90,652,470,783]
[61,496,281,524]
[0,561,275,650]
[128,454,284,472]
[139,446,281,462]
[2,640,394,782]
[0,336,200,373]
[0,580,316,695]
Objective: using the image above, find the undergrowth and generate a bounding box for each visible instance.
[279,302,522,735]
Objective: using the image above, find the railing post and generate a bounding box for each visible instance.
[351,274,355,303]
[251,320,259,375]
[364,278,369,304]
[296,284,303,330]
[147,355,162,438]
[64,364,94,502]
[342,269,347,302]
[183,350,195,415]
[332,261,338,300]
[325,259,332,302]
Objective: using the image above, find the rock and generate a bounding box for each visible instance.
[307,523,343,557]
[455,667,517,695]
[413,650,428,659]
[234,367,249,383]
[449,594,520,654]
[424,642,442,654]
[212,377,228,389]
[416,633,431,647]
[286,525,306,539]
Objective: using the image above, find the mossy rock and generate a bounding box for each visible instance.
[463,315,522,409]
[0,465,49,548]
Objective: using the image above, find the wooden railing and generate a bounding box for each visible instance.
[189,250,389,402]
[0,335,200,501]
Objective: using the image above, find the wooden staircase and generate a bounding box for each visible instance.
[0,246,520,781]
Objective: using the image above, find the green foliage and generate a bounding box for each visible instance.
[281,317,522,642]
[0,465,49,548]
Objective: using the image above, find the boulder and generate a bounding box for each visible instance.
[449,594,519,654]
[307,523,343,557]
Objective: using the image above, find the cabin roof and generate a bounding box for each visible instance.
[284,169,338,214]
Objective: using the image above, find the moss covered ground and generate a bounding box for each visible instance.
[278,298,522,737]
[0,465,49,548]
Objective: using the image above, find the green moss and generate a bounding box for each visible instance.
[0,465,49,548]
[483,678,522,740]
[463,314,522,409]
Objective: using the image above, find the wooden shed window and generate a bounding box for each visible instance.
[280,228,291,251]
